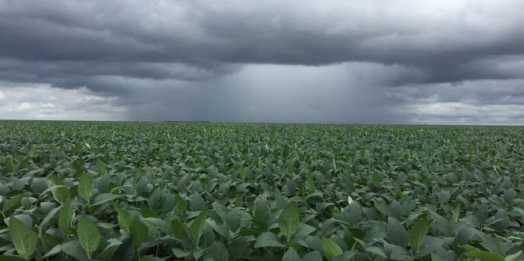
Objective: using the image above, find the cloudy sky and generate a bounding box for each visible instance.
[1,0,523,124]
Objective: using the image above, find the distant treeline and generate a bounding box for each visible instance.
[163,121,211,123]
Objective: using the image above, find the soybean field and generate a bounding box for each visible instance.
[0,121,523,261]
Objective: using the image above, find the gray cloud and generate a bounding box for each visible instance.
[0,0,523,123]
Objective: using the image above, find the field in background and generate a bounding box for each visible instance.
[0,121,523,261]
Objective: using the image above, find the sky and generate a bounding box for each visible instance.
[1,0,524,124]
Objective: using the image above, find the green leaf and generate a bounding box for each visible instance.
[98,239,123,259]
[409,214,432,254]
[322,237,343,261]
[302,251,323,261]
[189,209,208,247]
[42,244,61,258]
[92,193,121,206]
[466,251,505,261]
[254,232,285,248]
[417,236,444,257]
[51,185,70,204]
[333,250,358,261]
[8,217,38,260]
[2,193,28,213]
[173,194,187,216]
[77,215,101,259]
[347,195,353,204]
[189,193,205,212]
[253,197,271,224]
[78,172,93,202]
[431,253,448,261]
[208,241,229,261]
[38,205,61,235]
[0,256,30,261]
[111,237,135,261]
[387,217,409,247]
[278,201,300,241]
[505,251,522,261]
[282,247,301,261]
[365,246,388,259]
[58,196,73,233]
[172,248,191,258]
[61,240,90,261]
[130,219,148,247]
[291,223,316,241]
[462,245,505,261]
[171,218,188,240]
[114,204,135,233]
[384,242,410,261]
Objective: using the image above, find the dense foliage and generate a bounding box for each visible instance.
[0,121,523,261]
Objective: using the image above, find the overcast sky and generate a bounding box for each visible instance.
[1,0,523,124]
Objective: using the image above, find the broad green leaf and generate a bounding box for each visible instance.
[190,193,205,212]
[253,197,271,224]
[505,251,522,261]
[384,242,410,261]
[208,219,230,238]
[51,186,70,204]
[78,172,93,202]
[431,253,448,261]
[9,217,38,260]
[141,217,170,234]
[282,247,301,261]
[173,194,187,216]
[2,193,28,213]
[347,195,353,204]
[98,239,123,259]
[322,237,343,261]
[172,248,191,258]
[9,214,33,227]
[98,238,123,259]
[302,251,323,261]
[254,232,285,248]
[278,201,300,241]
[77,215,101,259]
[38,205,61,235]
[332,250,358,261]
[409,214,432,254]
[61,240,90,261]
[111,237,135,261]
[171,218,188,240]
[140,205,158,218]
[387,217,409,247]
[291,223,317,241]
[92,193,121,206]
[42,244,61,258]
[189,209,208,246]
[208,241,229,261]
[465,251,505,261]
[365,246,388,259]
[130,219,148,247]
[417,236,445,257]
[193,247,206,260]
[0,256,30,261]
[58,196,73,233]
[114,204,135,233]
[462,245,504,261]
[225,209,241,233]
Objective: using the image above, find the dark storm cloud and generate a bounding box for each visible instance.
[2,0,524,85]
[1,0,524,123]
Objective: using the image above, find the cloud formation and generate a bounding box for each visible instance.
[0,0,523,123]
